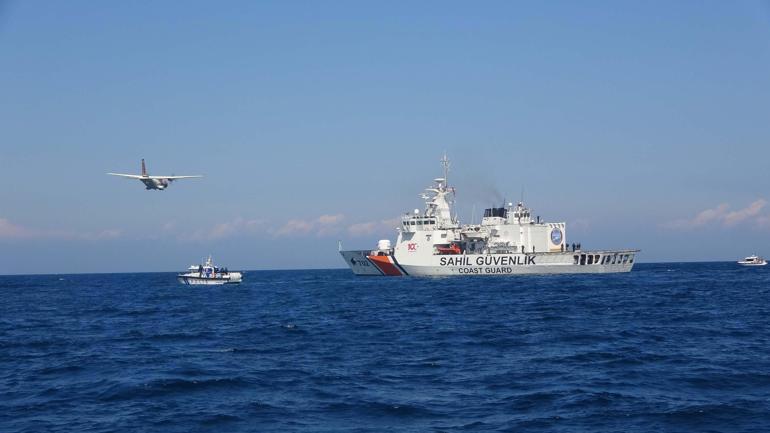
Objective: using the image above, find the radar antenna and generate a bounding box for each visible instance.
[440,153,450,187]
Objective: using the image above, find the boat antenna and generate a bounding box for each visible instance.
[440,153,450,187]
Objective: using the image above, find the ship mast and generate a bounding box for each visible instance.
[439,153,458,224]
[440,153,450,189]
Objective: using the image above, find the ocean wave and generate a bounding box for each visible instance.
[321,400,439,418]
[98,377,251,402]
[4,265,770,432]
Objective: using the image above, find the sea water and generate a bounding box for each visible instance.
[2,263,769,432]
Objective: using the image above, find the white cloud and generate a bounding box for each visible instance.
[662,199,769,229]
[272,219,314,237]
[318,214,344,225]
[0,213,399,243]
[271,214,345,237]
[184,213,399,239]
[0,218,34,238]
[0,217,122,240]
[176,214,346,241]
[756,215,770,228]
[179,217,266,241]
[316,213,345,236]
[81,229,123,240]
[347,218,400,237]
[724,199,766,226]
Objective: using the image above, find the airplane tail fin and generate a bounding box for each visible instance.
[141,159,147,176]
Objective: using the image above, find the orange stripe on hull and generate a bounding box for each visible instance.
[367,255,403,276]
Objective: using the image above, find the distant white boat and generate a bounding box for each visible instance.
[738,255,767,266]
[177,256,243,285]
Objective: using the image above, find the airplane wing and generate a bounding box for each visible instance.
[148,175,203,180]
[107,173,144,179]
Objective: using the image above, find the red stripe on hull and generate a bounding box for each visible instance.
[367,255,403,276]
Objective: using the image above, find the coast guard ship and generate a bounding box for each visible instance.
[340,156,638,276]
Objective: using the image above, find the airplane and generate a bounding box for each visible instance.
[107,159,202,190]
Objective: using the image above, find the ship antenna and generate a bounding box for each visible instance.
[440,153,450,188]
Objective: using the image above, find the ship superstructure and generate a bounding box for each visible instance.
[340,156,638,276]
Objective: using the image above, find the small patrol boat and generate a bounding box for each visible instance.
[738,255,767,266]
[177,256,243,285]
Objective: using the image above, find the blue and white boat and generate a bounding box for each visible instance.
[738,255,767,266]
[177,256,243,285]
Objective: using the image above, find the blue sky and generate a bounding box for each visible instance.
[1,1,770,274]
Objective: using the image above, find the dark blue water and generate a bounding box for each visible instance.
[2,263,770,432]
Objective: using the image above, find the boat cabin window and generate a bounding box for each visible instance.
[629,255,634,264]
[574,255,579,265]
[622,255,629,264]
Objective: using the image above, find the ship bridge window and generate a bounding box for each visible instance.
[587,255,594,265]
[483,207,508,218]
[574,255,579,265]
[580,254,586,265]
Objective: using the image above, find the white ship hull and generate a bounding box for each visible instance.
[340,250,384,276]
[177,272,242,285]
[341,250,636,276]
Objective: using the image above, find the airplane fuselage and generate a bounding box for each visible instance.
[140,177,169,190]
